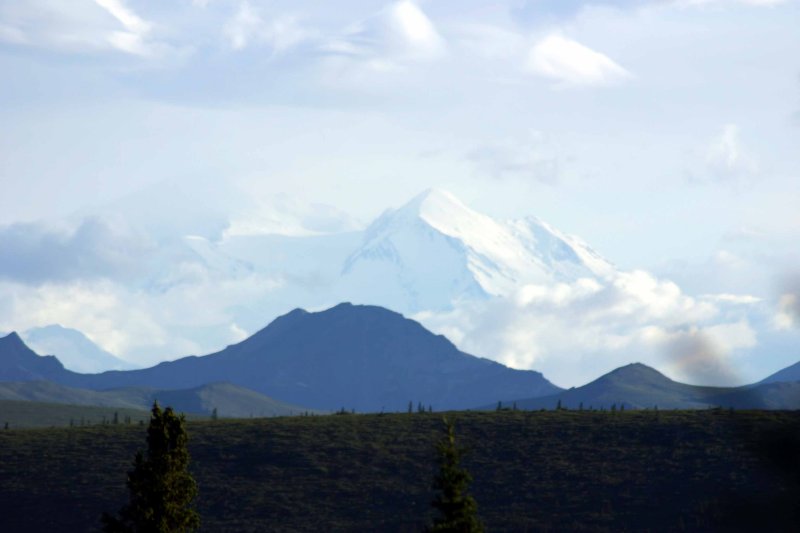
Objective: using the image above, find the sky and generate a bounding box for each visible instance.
[1,0,798,386]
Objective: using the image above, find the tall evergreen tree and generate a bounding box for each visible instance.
[103,402,199,532]
[428,418,483,533]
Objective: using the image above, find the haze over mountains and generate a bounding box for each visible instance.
[0,187,795,387]
[2,302,799,417]
[22,325,137,373]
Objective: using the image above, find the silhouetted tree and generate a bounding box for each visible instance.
[556,399,562,411]
[102,402,199,532]
[211,407,218,421]
[428,418,483,532]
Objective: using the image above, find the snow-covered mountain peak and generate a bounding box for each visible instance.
[340,189,618,310]
[399,188,472,217]
[510,216,616,280]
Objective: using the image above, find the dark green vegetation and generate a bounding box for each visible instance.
[429,418,483,532]
[0,399,152,429]
[0,381,319,420]
[103,403,199,532]
[2,410,799,532]
[500,363,800,410]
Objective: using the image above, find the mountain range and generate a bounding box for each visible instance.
[0,303,559,412]
[1,303,798,415]
[5,186,791,391]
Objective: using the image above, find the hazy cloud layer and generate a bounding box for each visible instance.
[467,131,563,184]
[0,218,154,284]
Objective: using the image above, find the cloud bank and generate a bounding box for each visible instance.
[417,270,761,386]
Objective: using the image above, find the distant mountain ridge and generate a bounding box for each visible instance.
[499,363,800,411]
[23,325,137,373]
[0,332,70,382]
[760,360,800,385]
[3,307,798,413]
[0,304,560,412]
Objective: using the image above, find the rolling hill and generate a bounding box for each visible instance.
[0,380,315,418]
[498,363,800,410]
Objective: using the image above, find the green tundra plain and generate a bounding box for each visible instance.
[1,409,798,532]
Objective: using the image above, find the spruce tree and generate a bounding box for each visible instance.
[428,418,483,533]
[103,402,199,532]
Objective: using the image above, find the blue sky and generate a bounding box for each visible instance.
[0,0,798,385]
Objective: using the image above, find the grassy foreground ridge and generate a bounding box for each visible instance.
[1,410,798,532]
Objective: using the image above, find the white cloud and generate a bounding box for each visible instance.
[0,266,286,366]
[95,0,151,35]
[700,293,761,304]
[0,0,174,58]
[322,0,445,74]
[87,0,161,56]
[416,268,743,386]
[385,0,445,59]
[703,124,759,183]
[526,34,632,87]
[0,280,168,360]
